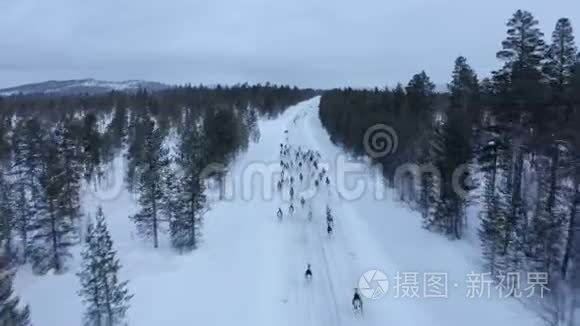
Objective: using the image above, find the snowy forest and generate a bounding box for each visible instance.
[319,10,580,325]
[0,7,579,326]
[0,85,315,325]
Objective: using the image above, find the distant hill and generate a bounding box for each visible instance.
[0,79,170,96]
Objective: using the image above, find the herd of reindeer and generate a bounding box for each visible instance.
[274,134,364,316]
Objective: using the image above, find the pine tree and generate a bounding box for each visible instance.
[405,71,435,112]
[417,135,438,226]
[108,98,128,151]
[392,83,406,117]
[204,107,246,164]
[478,138,499,260]
[426,107,473,239]
[55,117,83,227]
[9,182,33,265]
[78,208,132,326]
[166,122,207,252]
[496,10,545,69]
[544,18,577,105]
[528,140,567,278]
[0,251,31,326]
[130,119,170,249]
[448,56,480,109]
[0,117,14,257]
[29,136,75,274]
[496,137,527,273]
[0,171,15,261]
[82,113,103,181]
[125,109,149,193]
[406,72,437,204]
[561,138,580,282]
[0,115,10,163]
[162,169,187,252]
[244,106,260,143]
[8,118,44,263]
[478,129,510,276]
[11,118,45,194]
[203,107,245,199]
[496,10,546,107]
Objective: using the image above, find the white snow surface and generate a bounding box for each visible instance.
[15,96,541,326]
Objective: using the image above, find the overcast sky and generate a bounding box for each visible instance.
[1,0,579,89]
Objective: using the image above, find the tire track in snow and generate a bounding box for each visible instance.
[319,240,342,326]
[285,109,344,326]
[291,101,403,326]
[294,97,439,326]
[291,107,351,325]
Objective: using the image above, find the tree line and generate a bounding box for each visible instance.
[319,10,579,325]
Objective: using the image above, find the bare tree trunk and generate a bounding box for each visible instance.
[561,175,578,279]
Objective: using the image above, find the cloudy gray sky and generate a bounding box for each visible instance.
[1,0,579,89]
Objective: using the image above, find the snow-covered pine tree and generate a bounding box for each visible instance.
[0,171,15,261]
[167,121,207,252]
[77,220,102,326]
[404,71,438,223]
[529,141,566,276]
[78,207,132,326]
[478,129,508,277]
[9,182,34,265]
[405,71,435,111]
[496,138,527,274]
[0,115,9,162]
[427,111,472,240]
[448,56,480,109]
[496,10,546,107]
[203,107,247,199]
[544,18,577,105]
[107,99,128,152]
[244,105,260,143]
[423,58,478,238]
[11,118,45,193]
[125,107,150,193]
[569,55,580,108]
[9,118,46,263]
[130,119,170,249]
[28,135,75,274]
[0,250,31,326]
[0,117,14,256]
[82,113,103,182]
[561,147,580,281]
[162,169,186,252]
[417,134,438,227]
[54,117,83,227]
